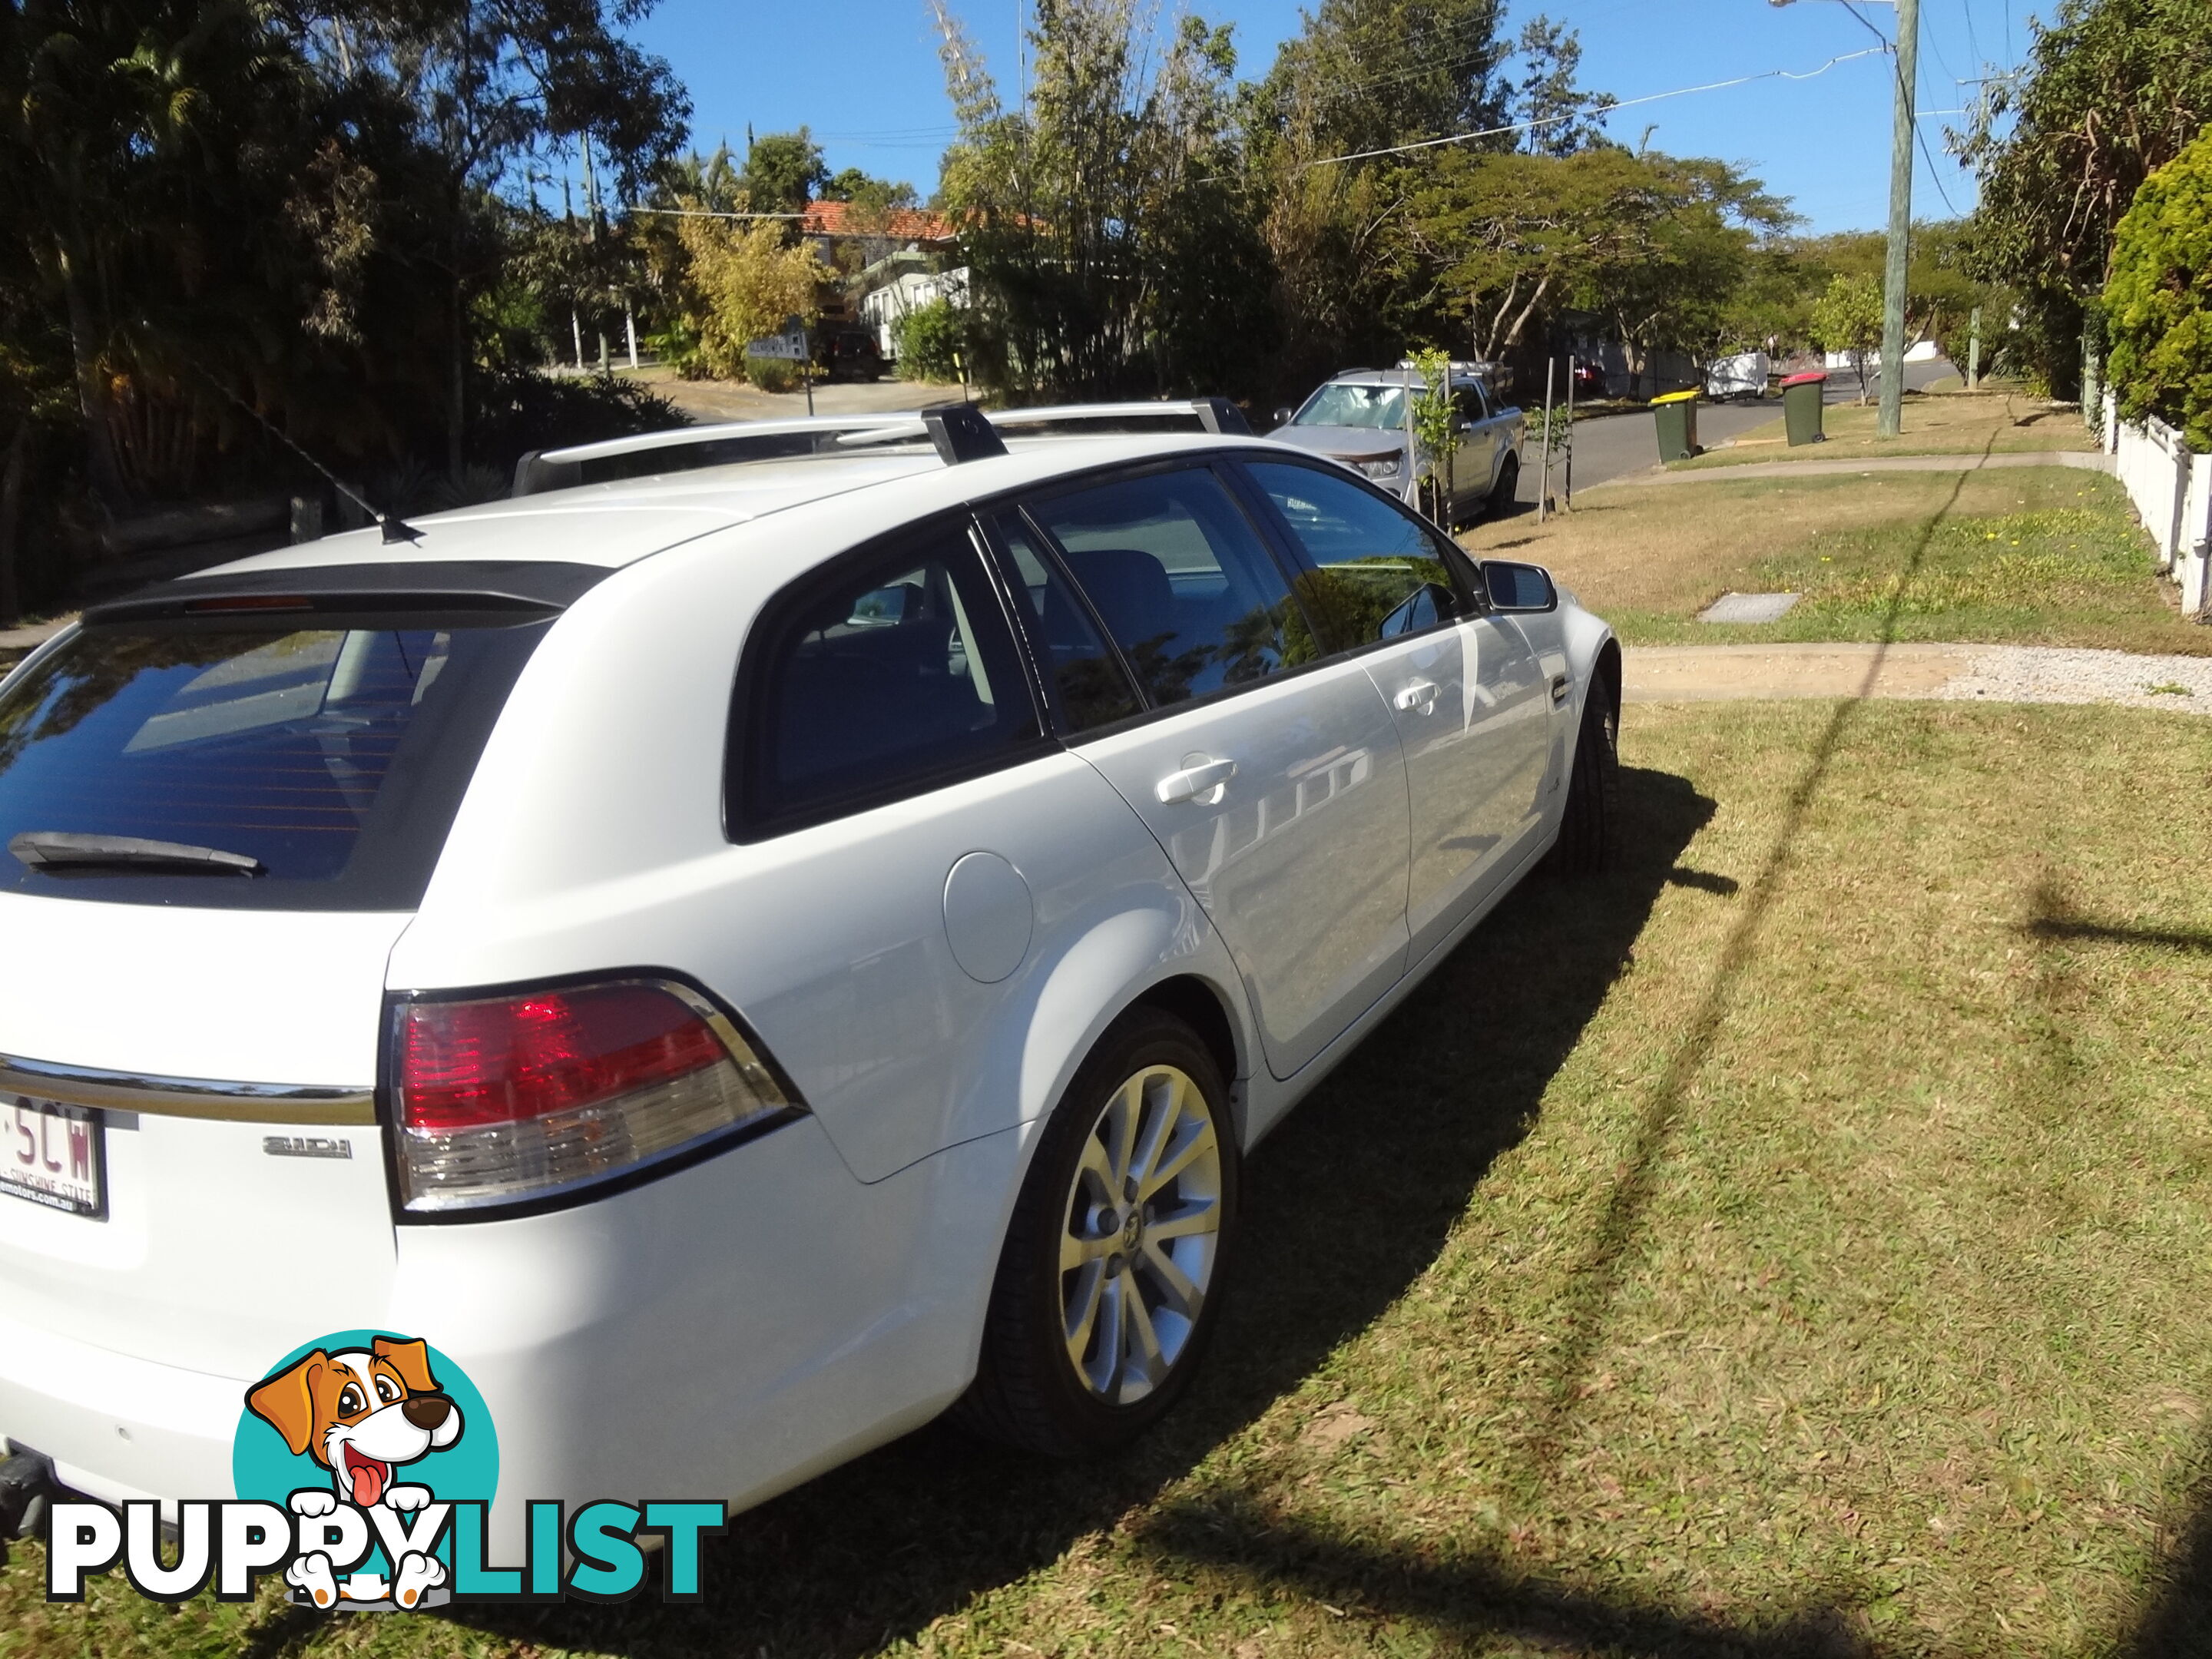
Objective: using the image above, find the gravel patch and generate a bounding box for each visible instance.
[1932,645,2212,714]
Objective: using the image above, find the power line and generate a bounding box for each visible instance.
[1834,0,1894,50]
[1913,115,1961,214]
[629,207,808,220]
[1297,46,1889,171]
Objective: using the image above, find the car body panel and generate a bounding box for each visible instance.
[1359,614,1551,959]
[1,421,1614,1539]
[1075,656,1412,1081]
[0,896,405,1379]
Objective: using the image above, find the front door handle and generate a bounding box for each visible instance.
[1155,757,1237,805]
[1394,679,1441,715]
[1551,674,1571,704]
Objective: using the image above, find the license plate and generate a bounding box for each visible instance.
[3,1096,106,1219]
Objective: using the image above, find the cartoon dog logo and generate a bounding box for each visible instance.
[245,1335,462,1609]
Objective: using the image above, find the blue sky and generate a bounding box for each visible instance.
[627,0,2035,233]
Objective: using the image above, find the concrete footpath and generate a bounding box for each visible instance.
[1625,641,2212,714]
[1602,451,2114,489]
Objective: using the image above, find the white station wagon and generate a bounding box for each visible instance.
[0,403,1618,1556]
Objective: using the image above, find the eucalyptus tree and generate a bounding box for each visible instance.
[302,0,689,472]
[932,0,1266,398]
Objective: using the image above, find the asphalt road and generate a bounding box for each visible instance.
[1519,357,1960,503]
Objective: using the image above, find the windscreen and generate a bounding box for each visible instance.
[1293,383,1408,429]
[0,618,550,909]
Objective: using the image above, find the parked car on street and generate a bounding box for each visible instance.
[0,404,1617,1559]
[1268,365,1525,525]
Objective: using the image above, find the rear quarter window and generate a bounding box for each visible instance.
[733,524,1045,836]
[0,619,549,910]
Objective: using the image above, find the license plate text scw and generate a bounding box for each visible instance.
[5,1097,106,1219]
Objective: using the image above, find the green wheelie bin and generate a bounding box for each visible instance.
[1782,370,1827,445]
[1651,389,1699,462]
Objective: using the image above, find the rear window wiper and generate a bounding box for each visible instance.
[8,832,266,876]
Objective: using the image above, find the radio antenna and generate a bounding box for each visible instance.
[182,360,423,544]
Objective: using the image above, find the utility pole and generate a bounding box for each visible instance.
[1967,304,1982,390]
[1878,0,1919,439]
[1773,0,1919,436]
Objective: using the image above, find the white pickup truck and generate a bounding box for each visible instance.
[1268,364,1526,527]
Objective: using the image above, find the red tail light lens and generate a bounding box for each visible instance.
[391,979,796,1214]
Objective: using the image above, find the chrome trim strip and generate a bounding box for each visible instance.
[0,1054,376,1125]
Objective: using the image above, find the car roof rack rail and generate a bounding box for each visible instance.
[512,416,933,497]
[508,396,1260,497]
[982,398,1253,437]
[922,402,1008,464]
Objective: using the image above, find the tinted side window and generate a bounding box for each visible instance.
[745,528,1039,829]
[1245,461,1462,651]
[991,515,1143,733]
[1452,386,1486,426]
[1028,468,1309,709]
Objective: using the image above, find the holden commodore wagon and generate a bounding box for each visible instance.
[0,402,1618,1557]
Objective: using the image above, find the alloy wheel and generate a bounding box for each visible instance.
[1057,1063,1224,1404]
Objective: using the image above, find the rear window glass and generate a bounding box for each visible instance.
[0,620,549,909]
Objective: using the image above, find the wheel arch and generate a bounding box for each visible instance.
[1594,632,1622,722]
[1128,973,1247,1131]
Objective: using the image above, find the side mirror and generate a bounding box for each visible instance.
[1377,581,1456,639]
[1272,406,1293,428]
[1482,561,1557,613]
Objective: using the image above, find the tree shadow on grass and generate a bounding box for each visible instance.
[430,763,1714,1658]
[1140,1501,1876,1658]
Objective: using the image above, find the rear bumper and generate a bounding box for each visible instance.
[0,1311,237,1512]
[0,1114,1026,1557]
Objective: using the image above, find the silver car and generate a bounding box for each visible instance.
[1270,366,1525,525]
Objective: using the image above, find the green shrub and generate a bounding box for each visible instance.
[743,355,804,394]
[467,366,687,471]
[2104,128,2212,449]
[892,300,966,383]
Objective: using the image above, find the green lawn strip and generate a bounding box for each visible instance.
[8,704,2212,1658]
[1607,474,2207,654]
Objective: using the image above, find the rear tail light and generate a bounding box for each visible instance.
[389,978,800,1214]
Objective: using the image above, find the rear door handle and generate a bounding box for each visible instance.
[1155,757,1237,805]
[1551,674,1571,704]
[1394,680,1441,714]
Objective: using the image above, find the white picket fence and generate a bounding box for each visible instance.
[2103,392,2212,617]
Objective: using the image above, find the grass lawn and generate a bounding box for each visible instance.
[1673,388,2096,470]
[1464,467,2210,655]
[8,699,2212,1657]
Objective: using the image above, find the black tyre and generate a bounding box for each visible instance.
[1487,453,1521,519]
[955,1008,1239,1458]
[1549,682,1620,876]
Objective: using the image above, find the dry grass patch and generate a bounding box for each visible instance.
[1465,469,2208,655]
[1675,388,2097,469]
[8,704,2212,1657]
